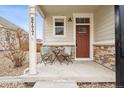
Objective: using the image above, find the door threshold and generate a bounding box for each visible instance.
[75,58,93,61]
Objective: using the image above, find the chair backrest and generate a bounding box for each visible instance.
[41,47,49,55]
[64,47,72,55]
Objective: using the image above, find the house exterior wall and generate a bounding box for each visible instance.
[0,27,18,51]
[0,28,7,50]
[43,6,115,45]
[43,14,75,58]
[94,45,115,71]
[42,6,115,70]
[43,14,74,45]
[94,6,115,42]
[0,16,29,51]
[43,13,93,59]
[94,6,115,71]
[0,26,28,51]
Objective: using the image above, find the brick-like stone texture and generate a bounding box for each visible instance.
[94,45,115,71]
[0,27,28,51]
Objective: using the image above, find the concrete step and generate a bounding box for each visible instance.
[33,80,78,88]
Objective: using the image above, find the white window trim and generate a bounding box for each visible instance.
[53,16,66,37]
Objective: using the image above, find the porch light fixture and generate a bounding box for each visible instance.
[68,17,72,22]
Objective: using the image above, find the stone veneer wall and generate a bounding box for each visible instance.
[0,27,28,51]
[94,45,115,71]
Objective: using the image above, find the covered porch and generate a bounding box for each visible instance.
[27,5,115,82]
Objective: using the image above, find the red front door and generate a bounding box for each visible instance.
[76,25,90,58]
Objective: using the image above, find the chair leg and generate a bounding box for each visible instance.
[66,56,73,64]
[41,55,51,66]
[41,57,47,66]
[42,54,54,65]
[41,56,44,63]
[48,55,54,65]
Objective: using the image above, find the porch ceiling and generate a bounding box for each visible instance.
[38,5,101,16]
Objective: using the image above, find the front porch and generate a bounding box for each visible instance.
[24,61,115,82]
[27,5,115,84]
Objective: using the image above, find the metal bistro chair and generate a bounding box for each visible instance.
[62,47,73,64]
[41,47,53,65]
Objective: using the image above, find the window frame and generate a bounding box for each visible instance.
[76,18,90,24]
[53,16,66,37]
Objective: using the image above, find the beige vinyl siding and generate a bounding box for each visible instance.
[43,6,115,45]
[94,6,115,42]
[43,14,74,45]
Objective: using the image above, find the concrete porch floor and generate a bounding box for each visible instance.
[24,61,115,82]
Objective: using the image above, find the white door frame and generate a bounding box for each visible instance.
[73,13,94,61]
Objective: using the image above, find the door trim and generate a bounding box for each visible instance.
[73,13,94,60]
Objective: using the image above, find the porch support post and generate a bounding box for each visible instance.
[29,5,37,74]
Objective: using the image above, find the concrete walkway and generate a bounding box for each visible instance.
[33,80,78,88]
[25,61,115,82]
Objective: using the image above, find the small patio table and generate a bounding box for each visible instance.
[51,47,65,64]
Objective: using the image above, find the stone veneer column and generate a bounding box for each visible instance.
[29,5,37,74]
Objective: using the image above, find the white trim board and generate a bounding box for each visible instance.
[73,13,94,61]
[93,40,115,45]
[43,42,75,46]
[37,6,45,18]
[75,58,93,61]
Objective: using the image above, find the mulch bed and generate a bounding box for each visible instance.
[0,82,35,88]
[77,82,115,88]
[0,82,115,88]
